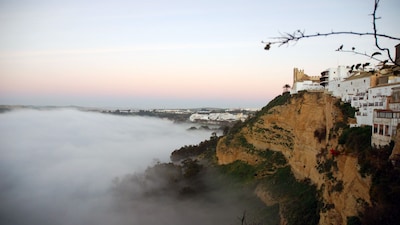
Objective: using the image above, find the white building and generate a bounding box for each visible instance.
[340,72,378,125]
[320,65,351,97]
[371,87,400,147]
[189,112,248,123]
[372,109,400,147]
[290,68,323,94]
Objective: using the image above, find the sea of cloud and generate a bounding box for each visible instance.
[0,108,225,225]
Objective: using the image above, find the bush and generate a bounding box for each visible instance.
[347,216,362,225]
[263,167,320,225]
[336,101,357,121]
[338,126,372,153]
[218,160,258,182]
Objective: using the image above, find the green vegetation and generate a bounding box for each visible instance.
[330,180,344,193]
[217,149,320,225]
[224,120,244,145]
[218,150,288,182]
[338,126,372,152]
[335,101,357,123]
[181,158,203,179]
[219,160,258,182]
[262,167,320,225]
[338,126,372,177]
[359,143,400,225]
[224,92,291,145]
[258,149,287,166]
[347,216,362,225]
[170,135,219,162]
[237,134,256,152]
[250,92,291,121]
[316,158,338,174]
[337,125,400,224]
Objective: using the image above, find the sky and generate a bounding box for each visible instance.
[0,0,399,108]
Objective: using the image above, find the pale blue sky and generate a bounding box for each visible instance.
[0,0,399,108]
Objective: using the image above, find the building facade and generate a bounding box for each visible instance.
[290,68,323,94]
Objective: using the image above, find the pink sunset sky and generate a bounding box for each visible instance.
[1,0,399,108]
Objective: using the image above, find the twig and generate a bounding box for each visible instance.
[336,49,382,62]
[262,0,400,66]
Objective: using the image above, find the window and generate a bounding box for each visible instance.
[374,124,378,133]
[377,111,392,118]
[385,125,390,136]
[338,84,340,87]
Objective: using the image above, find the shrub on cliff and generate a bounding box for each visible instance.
[335,101,357,123]
[338,126,372,153]
[262,167,320,225]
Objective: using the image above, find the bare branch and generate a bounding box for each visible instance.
[336,48,382,62]
[263,30,400,46]
[371,0,397,65]
[262,0,400,66]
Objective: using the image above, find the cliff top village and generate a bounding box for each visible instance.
[290,44,400,148]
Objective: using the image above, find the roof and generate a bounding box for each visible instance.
[369,81,400,89]
[344,72,375,81]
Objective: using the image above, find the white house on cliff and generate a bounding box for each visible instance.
[290,44,400,147]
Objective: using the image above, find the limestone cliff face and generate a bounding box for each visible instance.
[216,92,371,225]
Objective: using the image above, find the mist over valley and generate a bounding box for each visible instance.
[0,109,261,225]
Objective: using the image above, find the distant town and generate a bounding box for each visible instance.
[0,104,258,127]
[100,107,257,126]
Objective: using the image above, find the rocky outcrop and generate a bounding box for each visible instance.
[216,92,371,225]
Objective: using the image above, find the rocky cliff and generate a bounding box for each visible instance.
[216,91,371,225]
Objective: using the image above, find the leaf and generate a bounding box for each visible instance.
[371,52,382,57]
[264,43,271,50]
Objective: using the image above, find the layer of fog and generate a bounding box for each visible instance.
[0,109,229,225]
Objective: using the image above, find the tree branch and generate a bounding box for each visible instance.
[371,0,396,65]
[262,0,399,66]
[265,31,399,46]
[336,48,382,62]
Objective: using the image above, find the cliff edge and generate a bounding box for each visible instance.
[216,92,371,225]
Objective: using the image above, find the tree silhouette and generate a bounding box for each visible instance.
[283,84,291,93]
[262,0,400,66]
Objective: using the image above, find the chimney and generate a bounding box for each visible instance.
[396,43,400,65]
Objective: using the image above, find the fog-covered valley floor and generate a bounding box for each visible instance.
[1,109,236,225]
